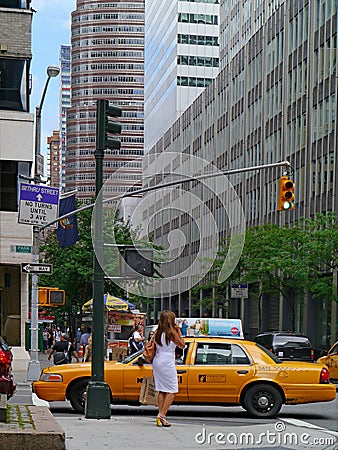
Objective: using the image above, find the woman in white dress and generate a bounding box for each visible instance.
[152,310,185,427]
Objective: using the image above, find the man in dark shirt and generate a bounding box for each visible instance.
[48,333,79,364]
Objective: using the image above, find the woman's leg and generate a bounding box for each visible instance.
[161,393,176,417]
[157,391,166,417]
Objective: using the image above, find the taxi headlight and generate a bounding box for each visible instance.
[40,373,63,382]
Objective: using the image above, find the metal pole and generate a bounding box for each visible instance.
[40,160,293,231]
[26,227,41,380]
[27,68,59,381]
[85,100,111,419]
[27,103,44,381]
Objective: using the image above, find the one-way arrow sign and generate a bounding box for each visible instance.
[21,263,53,275]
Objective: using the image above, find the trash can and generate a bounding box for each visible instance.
[25,322,44,352]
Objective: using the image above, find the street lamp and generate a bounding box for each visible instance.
[27,65,60,381]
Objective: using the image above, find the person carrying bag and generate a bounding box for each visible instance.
[48,333,79,365]
[139,376,158,406]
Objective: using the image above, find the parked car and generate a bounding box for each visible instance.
[0,336,15,398]
[317,341,338,381]
[254,331,315,362]
[32,336,336,418]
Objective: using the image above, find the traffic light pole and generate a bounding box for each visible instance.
[85,100,111,419]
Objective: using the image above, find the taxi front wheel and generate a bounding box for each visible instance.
[243,384,282,418]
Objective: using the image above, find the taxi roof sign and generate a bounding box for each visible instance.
[177,318,243,338]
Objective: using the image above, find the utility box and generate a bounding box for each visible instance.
[25,322,44,352]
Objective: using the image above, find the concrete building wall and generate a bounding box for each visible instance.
[0,3,34,347]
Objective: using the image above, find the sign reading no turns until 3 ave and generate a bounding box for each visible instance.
[18,183,59,227]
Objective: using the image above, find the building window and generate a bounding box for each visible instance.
[0,161,30,212]
[0,1,30,8]
[0,58,28,111]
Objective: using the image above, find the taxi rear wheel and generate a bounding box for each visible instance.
[243,384,282,418]
[69,379,88,413]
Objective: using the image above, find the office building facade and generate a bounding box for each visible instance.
[0,0,34,346]
[59,45,71,192]
[47,130,61,188]
[142,0,337,347]
[65,0,144,203]
[144,0,220,152]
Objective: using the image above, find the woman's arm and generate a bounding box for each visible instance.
[173,330,185,349]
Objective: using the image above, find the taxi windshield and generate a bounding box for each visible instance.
[255,343,282,363]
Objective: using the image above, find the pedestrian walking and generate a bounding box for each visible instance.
[152,310,185,427]
[83,334,92,362]
[80,327,91,361]
[42,327,48,354]
[48,333,79,365]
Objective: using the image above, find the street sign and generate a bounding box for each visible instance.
[10,245,32,253]
[21,263,53,275]
[231,283,248,298]
[18,183,59,228]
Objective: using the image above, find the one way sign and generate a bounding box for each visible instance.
[21,263,53,275]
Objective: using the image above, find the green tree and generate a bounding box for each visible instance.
[39,205,142,326]
[196,213,337,334]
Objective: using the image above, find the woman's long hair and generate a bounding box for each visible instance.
[154,310,178,346]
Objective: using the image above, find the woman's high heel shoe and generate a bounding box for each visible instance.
[156,414,171,427]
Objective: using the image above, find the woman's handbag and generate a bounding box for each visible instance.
[143,339,156,363]
[139,377,158,406]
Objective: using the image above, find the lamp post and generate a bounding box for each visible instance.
[27,65,60,381]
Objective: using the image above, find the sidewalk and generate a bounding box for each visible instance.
[8,347,338,450]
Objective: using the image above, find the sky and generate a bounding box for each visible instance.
[30,0,75,162]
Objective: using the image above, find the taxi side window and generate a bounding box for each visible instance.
[231,344,251,365]
[175,343,189,364]
[329,344,338,355]
[195,343,250,365]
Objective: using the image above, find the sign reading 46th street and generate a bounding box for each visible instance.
[18,183,59,228]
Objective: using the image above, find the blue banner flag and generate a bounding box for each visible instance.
[56,194,79,248]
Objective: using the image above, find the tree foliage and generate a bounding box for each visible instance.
[39,205,140,322]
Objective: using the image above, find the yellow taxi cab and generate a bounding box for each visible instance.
[317,341,338,381]
[32,337,336,418]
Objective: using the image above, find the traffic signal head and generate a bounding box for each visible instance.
[278,176,295,211]
[119,248,154,277]
[38,287,65,306]
[96,99,122,150]
[49,289,65,306]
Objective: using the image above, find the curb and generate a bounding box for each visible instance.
[0,406,65,450]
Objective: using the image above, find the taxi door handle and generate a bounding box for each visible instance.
[177,370,186,374]
[237,370,249,374]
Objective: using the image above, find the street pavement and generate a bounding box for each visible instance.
[9,347,338,450]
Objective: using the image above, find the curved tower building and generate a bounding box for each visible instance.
[66,0,144,203]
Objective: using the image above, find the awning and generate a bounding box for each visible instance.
[82,293,135,311]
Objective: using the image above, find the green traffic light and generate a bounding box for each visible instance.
[283,201,294,210]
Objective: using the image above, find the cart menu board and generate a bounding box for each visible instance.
[107,311,146,335]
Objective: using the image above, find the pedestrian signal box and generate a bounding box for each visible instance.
[38,287,65,306]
